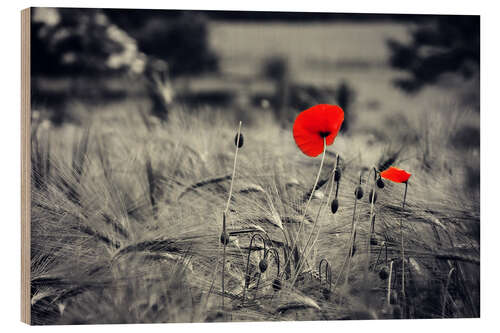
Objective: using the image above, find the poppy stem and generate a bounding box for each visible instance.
[331,246,350,297]
[224,121,242,215]
[290,151,338,285]
[287,137,327,280]
[402,182,408,208]
[242,233,266,306]
[363,167,378,295]
[300,137,327,227]
[400,182,408,317]
[254,273,261,301]
[344,170,364,290]
[344,196,359,289]
[222,234,226,311]
[288,138,329,280]
[221,121,242,313]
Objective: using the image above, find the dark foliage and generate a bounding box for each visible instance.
[106,10,218,78]
[32,8,218,79]
[336,81,355,133]
[387,15,479,93]
[31,8,131,76]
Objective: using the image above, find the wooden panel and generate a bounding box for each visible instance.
[21,7,31,325]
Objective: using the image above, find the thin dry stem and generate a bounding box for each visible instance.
[400,182,408,316]
[387,260,394,306]
[224,121,242,215]
[442,267,455,318]
[364,167,377,289]
[221,121,242,311]
[344,172,364,289]
[283,137,327,282]
[291,152,338,284]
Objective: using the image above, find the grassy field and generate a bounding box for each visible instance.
[29,21,480,324]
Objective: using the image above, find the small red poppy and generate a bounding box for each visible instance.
[380,167,411,183]
[293,104,344,157]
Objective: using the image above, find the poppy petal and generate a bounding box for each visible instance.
[293,125,325,157]
[380,167,411,183]
[293,104,344,157]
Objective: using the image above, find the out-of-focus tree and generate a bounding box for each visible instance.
[387,15,479,93]
[335,81,356,133]
[105,10,218,78]
[144,57,174,121]
[262,56,291,125]
[31,8,146,76]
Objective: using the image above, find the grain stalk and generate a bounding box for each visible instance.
[290,152,338,285]
[319,258,332,294]
[387,260,394,306]
[441,267,455,318]
[283,137,327,281]
[344,171,365,289]
[220,121,242,311]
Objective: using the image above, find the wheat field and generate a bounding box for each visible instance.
[30,97,479,324]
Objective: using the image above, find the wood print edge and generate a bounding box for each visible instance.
[21,7,31,326]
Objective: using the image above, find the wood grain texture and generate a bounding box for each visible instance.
[21,7,31,325]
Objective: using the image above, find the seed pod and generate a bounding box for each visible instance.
[330,199,339,214]
[272,278,282,291]
[220,232,230,245]
[351,243,357,256]
[379,266,389,280]
[368,189,377,204]
[322,288,331,300]
[234,133,244,148]
[259,259,268,273]
[293,246,300,266]
[376,177,385,189]
[334,169,341,182]
[355,186,364,200]
[370,235,378,246]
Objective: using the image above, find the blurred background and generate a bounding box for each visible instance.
[30,8,479,188]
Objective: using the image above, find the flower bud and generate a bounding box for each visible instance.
[272,278,282,291]
[355,186,364,200]
[330,199,339,214]
[379,266,389,280]
[293,246,300,265]
[234,133,244,148]
[220,232,230,245]
[334,169,341,182]
[376,177,385,189]
[259,259,268,273]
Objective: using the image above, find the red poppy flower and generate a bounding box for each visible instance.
[380,167,411,183]
[293,104,344,157]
